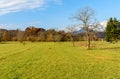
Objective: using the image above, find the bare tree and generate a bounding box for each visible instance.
[74,7,98,49]
[17,29,25,44]
[66,25,79,47]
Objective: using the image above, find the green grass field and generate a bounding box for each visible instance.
[0,41,120,79]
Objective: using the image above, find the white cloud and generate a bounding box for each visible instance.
[0,21,42,30]
[0,0,60,15]
[0,24,19,29]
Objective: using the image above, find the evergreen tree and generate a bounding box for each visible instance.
[113,18,119,41]
[106,18,113,42]
[106,17,120,42]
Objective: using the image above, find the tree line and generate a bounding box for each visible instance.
[0,26,104,42]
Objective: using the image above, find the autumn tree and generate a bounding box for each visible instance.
[46,29,58,42]
[2,31,8,41]
[54,33,62,42]
[37,31,46,41]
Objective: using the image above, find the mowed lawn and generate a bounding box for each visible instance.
[0,42,120,79]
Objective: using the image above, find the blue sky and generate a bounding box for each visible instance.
[0,0,120,30]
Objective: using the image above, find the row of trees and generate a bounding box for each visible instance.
[0,27,86,42]
[0,26,103,42]
[106,18,120,42]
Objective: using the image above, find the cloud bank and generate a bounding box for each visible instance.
[0,0,60,15]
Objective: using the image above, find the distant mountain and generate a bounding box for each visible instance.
[73,28,85,34]
[100,21,107,27]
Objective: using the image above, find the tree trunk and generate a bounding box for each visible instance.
[86,32,90,49]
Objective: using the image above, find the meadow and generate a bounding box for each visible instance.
[0,41,120,79]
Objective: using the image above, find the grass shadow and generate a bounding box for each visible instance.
[0,42,8,44]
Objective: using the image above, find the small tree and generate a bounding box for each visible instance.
[17,29,25,43]
[66,25,78,47]
[74,7,98,49]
